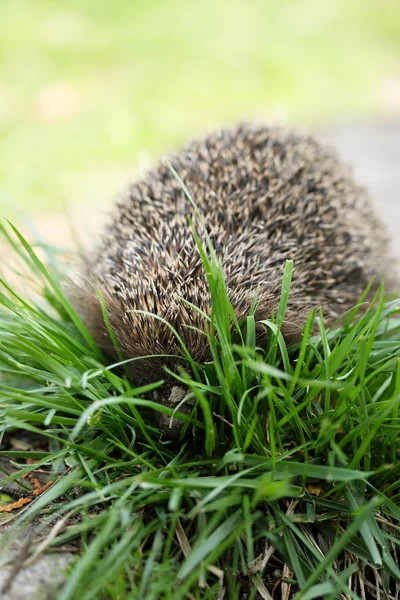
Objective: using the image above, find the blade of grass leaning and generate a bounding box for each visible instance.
[4,220,101,356]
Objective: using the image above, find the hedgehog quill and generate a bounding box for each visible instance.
[70,123,398,438]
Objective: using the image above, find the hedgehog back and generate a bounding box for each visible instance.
[72,124,392,384]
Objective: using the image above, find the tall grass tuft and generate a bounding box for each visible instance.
[0,217,400,599]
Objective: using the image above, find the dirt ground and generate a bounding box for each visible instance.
[320,120,400,258]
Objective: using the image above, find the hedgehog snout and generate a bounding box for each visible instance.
[153,385,195,440]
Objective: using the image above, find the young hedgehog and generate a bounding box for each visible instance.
[71,123,396,438]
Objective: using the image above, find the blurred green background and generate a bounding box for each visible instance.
[1,0,400,238]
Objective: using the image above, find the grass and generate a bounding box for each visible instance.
[1,0,400,217]
[0,215,400,599]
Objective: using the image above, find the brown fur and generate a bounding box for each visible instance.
[69,123,397,388]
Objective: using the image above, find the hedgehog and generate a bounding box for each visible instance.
[70,123,397,438]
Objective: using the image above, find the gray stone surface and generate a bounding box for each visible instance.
[0,551,72,600]
[319,120,400,257]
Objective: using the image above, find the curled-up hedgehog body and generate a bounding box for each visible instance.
[70,123,398,436]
